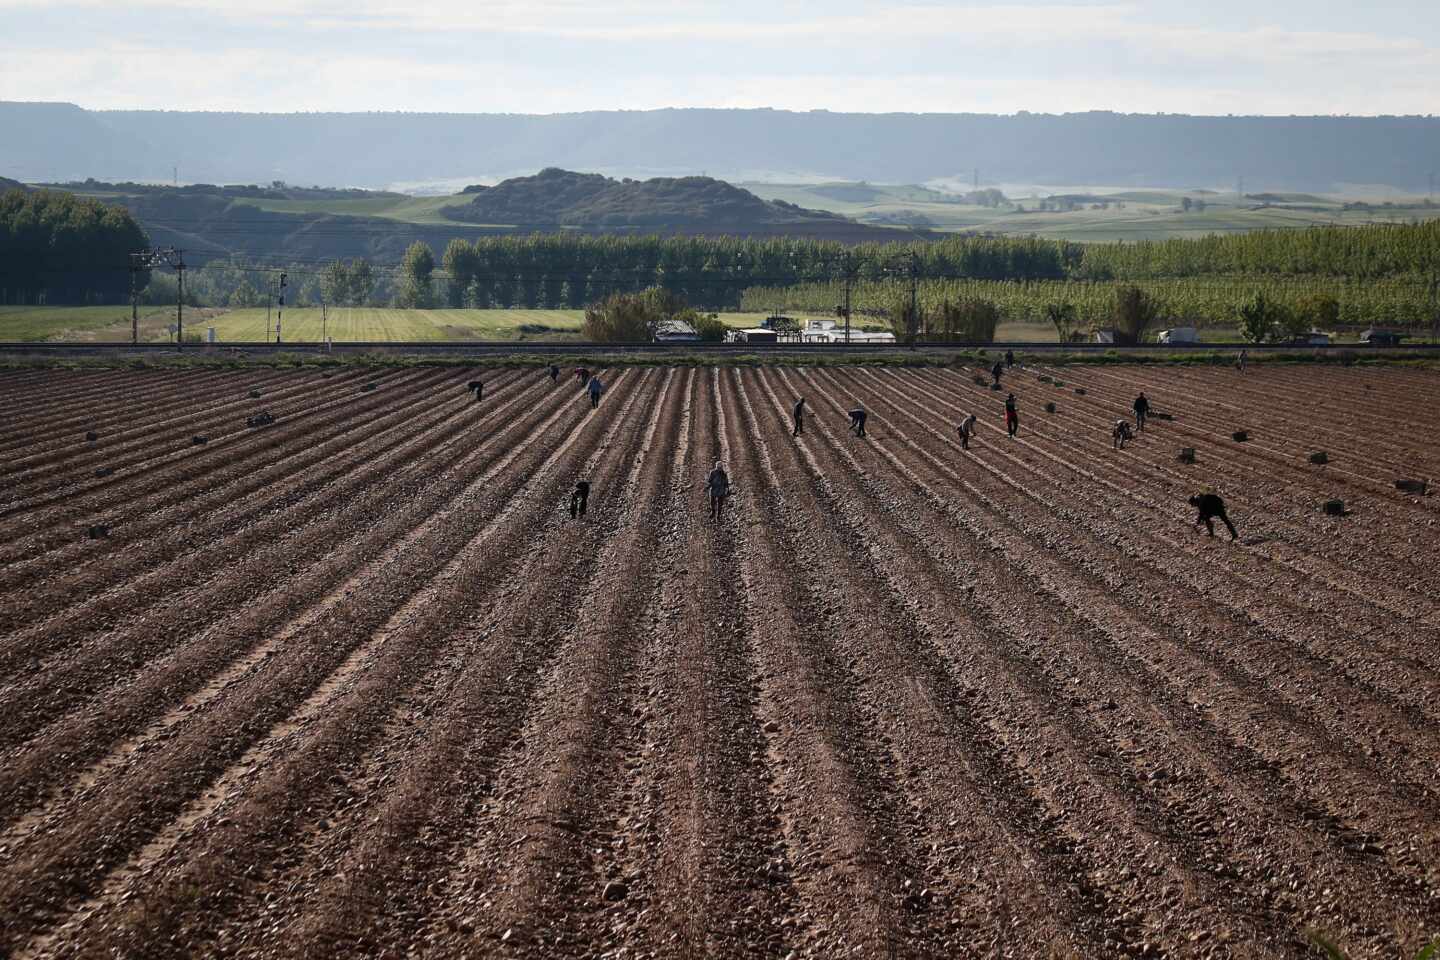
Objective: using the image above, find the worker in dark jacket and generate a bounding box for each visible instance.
[706,461,730,521]
[1133,392,1150,431]
[848,405,868,437]
[1004,349,1015,369]
[1004,393,1019,438]
[793,397,806,436]
[1190,493,1238,540]
[587,375,604,410]
[468,378,483,402]
[991,360,1004,387]
[549,364,560,382]
[570,480,590,519]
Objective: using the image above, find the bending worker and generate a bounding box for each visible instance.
[957,412,978,451]
[848,405,868,437]
[1190,492,1238,541]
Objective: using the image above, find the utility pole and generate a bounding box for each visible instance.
[276,271,287,344]
[129,246,184,348]
[1237,176,1244,203]
[175,251,186,349]
[840,251,856,345]
[1430,272,1439,345]
[128,254,141,345]
[1430,171,1436,203]
[908,250,920,346]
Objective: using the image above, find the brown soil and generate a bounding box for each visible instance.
[1,364,1438,959]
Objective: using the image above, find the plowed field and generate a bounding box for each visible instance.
[2,364,1438,959]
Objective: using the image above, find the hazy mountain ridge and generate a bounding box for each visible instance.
[5,103,1440,192]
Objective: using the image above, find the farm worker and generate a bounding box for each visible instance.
[588,376,604,409]
[468,378,483,402]
[706,460,730,521]
[575,366,591,385]
[549,364,560,382]
[1004,349,1015,369]
[792,396,806,436]
[957,412,978,451]
[1004,394,1019,438]
[1133,392,1150,431]
[848,406,868,437]
[1189,493,1238,541]
[991,360,1004,387]
[1236,349,1248,374]
[1113,419,1133,450]
[570,480,590,519]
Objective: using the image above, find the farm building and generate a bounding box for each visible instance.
[1360,328,1405,345]
[653,318,700,343]
[1157,327,1198,344]
[800,318,897,345]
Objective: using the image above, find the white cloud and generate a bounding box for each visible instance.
[0,0,1436,113]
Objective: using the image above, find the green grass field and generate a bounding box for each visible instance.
[0,308,781,343]
[0,305,185,342]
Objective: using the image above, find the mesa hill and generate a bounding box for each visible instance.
[442,168,898,239]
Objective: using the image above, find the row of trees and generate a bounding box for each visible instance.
[0,189,150,305]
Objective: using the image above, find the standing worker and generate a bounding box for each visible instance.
[587,375,604,410]
[549,364,560,383]
[570,480,590,519]
[1189,493,1238,541]
[848,405,868,437]
[1236,349,1248,374]
[991,360,1004,387]
[957,412,978,451]
[706,460,730,522]
[1004,393,1019,438]
[792,396,806,436]
[1005,349,1015,370]
[1133,392,1150,431]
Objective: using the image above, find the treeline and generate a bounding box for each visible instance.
[0,189,150,305]
[426,233,1072,311]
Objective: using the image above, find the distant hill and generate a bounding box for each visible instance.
[442,168,860,233]
[50,173,903,265]
[5,102,1440,193]
[0,177,27,193]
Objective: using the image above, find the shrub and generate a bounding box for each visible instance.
[1112,286,1162,345]
[1046,302,1078,343]
[929,299,1002,342]
[1237,292,1287,343]
[691,312,729,342]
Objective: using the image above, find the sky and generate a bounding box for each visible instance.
[1,0,1438,115]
